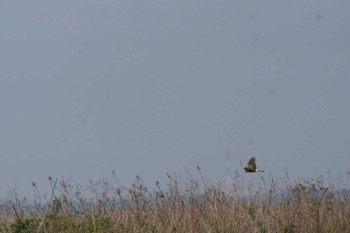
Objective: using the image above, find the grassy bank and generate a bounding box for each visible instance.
[1,170,350,233]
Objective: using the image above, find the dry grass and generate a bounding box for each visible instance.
[0,169,350,233]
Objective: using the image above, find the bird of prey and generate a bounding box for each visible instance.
[244,157,264,172]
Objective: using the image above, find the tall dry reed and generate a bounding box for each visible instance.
[0,169,349,232]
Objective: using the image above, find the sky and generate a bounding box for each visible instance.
[1,0,350,195]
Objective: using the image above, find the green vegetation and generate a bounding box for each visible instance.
[0,170,349,232]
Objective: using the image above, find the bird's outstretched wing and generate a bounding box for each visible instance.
[244,157,256,172]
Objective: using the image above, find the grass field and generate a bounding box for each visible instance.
[1,169,349,233]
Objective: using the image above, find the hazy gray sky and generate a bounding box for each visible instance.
[1,1,349,195]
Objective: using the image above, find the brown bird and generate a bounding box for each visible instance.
[244,157,264,173]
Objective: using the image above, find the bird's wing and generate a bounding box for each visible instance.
[247,157,256,170]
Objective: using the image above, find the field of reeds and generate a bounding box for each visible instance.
[1,168,350,233]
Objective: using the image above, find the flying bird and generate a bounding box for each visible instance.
[244,157,264,173]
